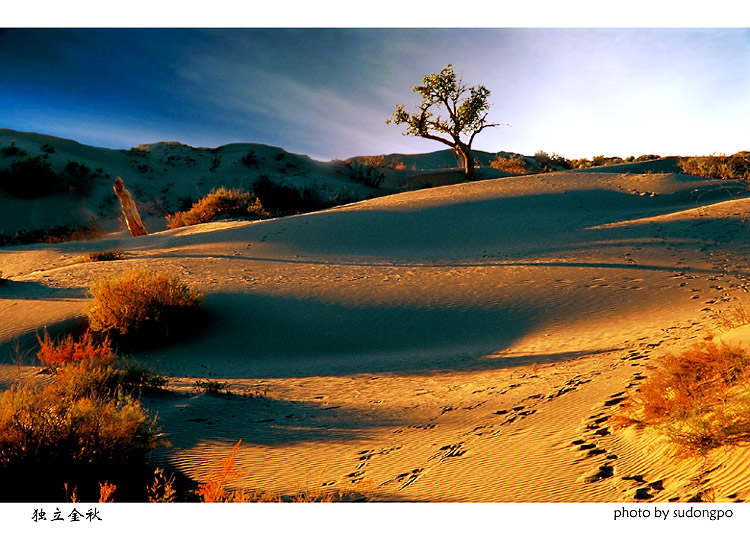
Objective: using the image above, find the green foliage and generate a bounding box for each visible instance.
[166,187,268,229]
[678,153,750,180]
[533,151,571,170]
[387,64,499,180]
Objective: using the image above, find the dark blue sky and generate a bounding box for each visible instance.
[2,27,749,160]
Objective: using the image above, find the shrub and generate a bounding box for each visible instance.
[0,156,58,198]
[253,175,331,215]
[0,367,160,501]
[166,187,268,229]
[86,269,204,340]
[0,222,100,247]
[77,250,126,263]
[533,151,572,170]
[620,341,750,456]
[339,161,385,188]
[37,330,113,366]
[678,154,750,180]
[36,331,167,396]
[490,154,535,175]
[240,150,258,168]
[1,142,27,158]
[62,161,97,196]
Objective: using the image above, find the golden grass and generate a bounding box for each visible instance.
[196,440,244,502]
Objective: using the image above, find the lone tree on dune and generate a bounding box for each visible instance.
[387,64,500,181]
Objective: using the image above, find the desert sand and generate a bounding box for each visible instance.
[2,140,750,502]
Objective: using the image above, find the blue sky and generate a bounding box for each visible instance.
[1,26,749,161]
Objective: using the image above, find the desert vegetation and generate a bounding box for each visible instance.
[0,333,162,501]
[620,340,750,457]
[86,269,204,343]
[388,64,499,181]
[0,153,104,198]
[166,187,268,229]
[77,249,126,263]
[678,153,750,180]
[0,222,100,247]
[490,154,536,175]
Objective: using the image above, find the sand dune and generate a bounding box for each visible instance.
[2,166,750,502]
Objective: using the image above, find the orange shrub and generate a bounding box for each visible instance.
[86,269,203,338]
[37,331,112,365]
[622,341,750,455]
[166,187,267,229]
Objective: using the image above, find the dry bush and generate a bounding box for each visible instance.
[86,269,203,340]
[490,154,535,175]
[166,187,267,229]
[38,332,168,396]
[37,330,113,365]
[0,379,160,500]
[621,341,750,456]
[78,250,125,263]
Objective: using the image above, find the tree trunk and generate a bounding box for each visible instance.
[454,143,476,181]
[113,177,148,237]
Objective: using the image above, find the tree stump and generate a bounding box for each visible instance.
[113,177,148,237]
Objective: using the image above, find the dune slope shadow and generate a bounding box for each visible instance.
[136,291,551,378]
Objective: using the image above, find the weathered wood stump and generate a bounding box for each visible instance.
[113,177,148,237]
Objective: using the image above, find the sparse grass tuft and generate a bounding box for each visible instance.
[148,468,177,503]
[196,440,244,502]
[620,341,750,456]
[86,269,203,341]
[78,250,125,263]
[712,303,750,331]
[194,379,231,397]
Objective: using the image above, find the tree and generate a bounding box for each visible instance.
[387,64,500,181]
